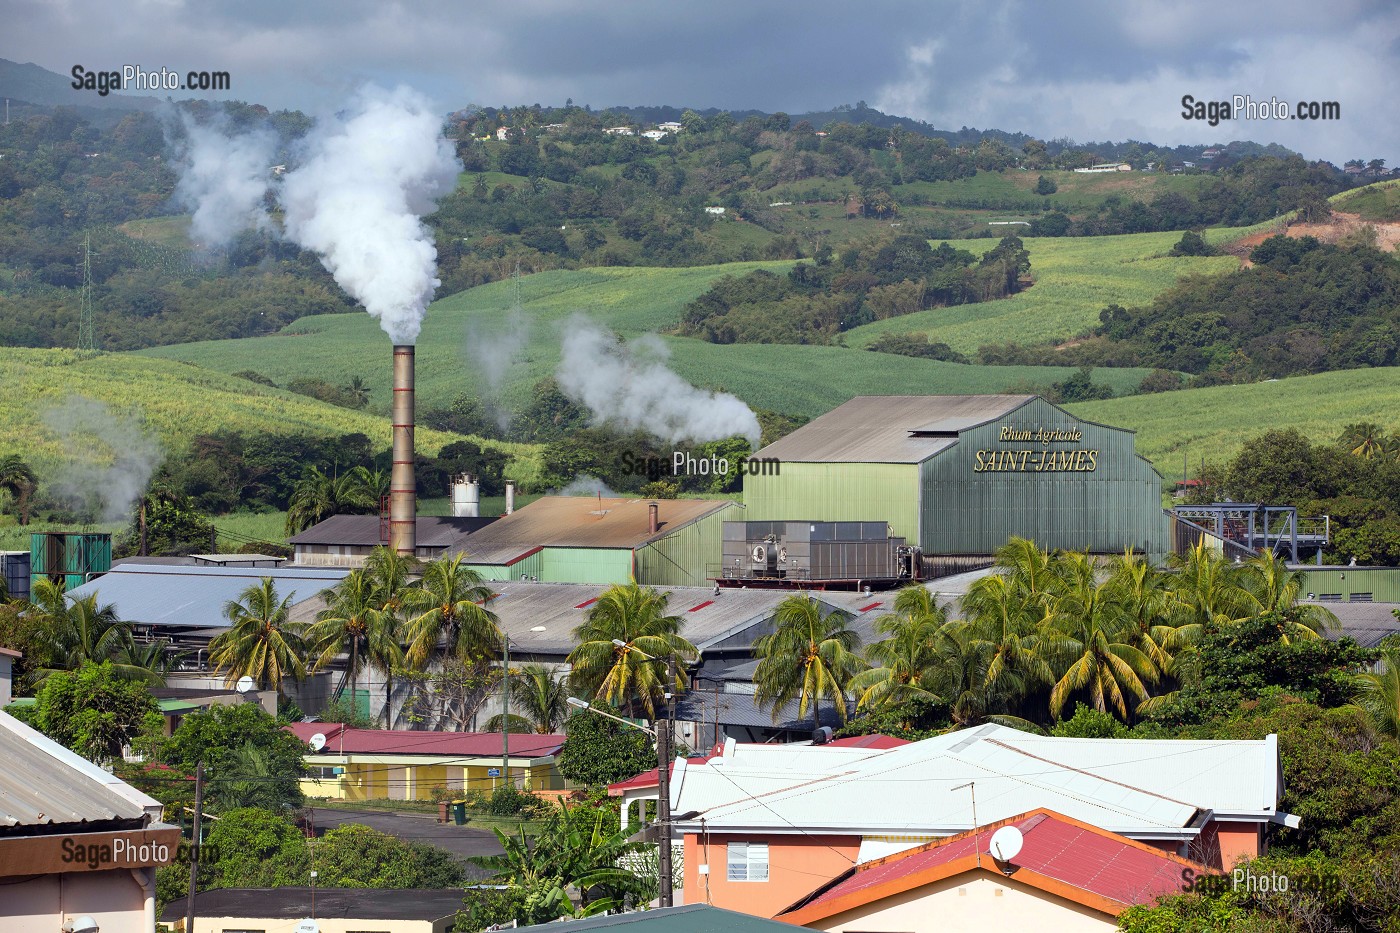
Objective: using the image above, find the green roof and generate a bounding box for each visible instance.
[515,906,798,933]
[158,699,202,713]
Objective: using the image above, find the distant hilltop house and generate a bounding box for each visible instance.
[1074,162,1132,174]
[642,129,669,140]
[604,126,635,136]
[704,206,726,215]
[495,126,512,140]
[1202,148,1222,159]
[658,121,683,132]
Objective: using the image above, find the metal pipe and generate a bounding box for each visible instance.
[390,345,417,556]
[504,482,515,516]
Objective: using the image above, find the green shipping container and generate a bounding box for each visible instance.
[30,532,112,592]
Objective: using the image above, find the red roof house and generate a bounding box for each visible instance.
[778,809,1215,930]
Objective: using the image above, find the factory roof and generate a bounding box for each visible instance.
[286,723,565,759]
[450,496,736,564]
[1305,600,1400,647]
[162,888,467,923]
[66,563,349,630]
[754,395,1037,463]
[288,514,496,547]
[0,710,161,831]
[779,809,1206,922]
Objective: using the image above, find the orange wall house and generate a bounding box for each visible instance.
[683,834,860,918]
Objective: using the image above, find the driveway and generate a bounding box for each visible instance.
[307,806,505,870]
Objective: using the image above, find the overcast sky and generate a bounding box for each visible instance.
[5,0,1397,165]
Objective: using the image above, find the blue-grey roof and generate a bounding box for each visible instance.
[66,563,350,630]
[675,689,847,731]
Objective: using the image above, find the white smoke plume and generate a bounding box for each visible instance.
[556,318,762,450]
[552,474,619,497]
[280,85,461,345]
[44,398,162,523]
[465,309,530,431]
[172,114,276,247]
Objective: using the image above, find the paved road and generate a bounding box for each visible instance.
[308,806,505,866]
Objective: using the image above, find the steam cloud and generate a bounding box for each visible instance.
[556,318,762,450]
[552,475,619,497]
[465,309,530,431]
[169,85,460,345]
[173,114,276,247]
[280,86,461,345]
[44,398,162,523]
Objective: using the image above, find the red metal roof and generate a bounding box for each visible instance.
[823,735,910,749]
[782,809,1210,921]
[287,723,565,758]
[607,756,716,795]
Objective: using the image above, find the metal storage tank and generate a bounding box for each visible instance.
[745,395,1168,559]
[30,532,112,592]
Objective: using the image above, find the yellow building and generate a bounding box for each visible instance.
[287,723,566,802]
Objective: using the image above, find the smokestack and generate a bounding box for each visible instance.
[648,501,659,535]
[390,345,416,556]
[451,473,480,518]
[505,482,516,516]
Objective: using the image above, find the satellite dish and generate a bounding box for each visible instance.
[236,675,256,694]
[989,825,1024,863]
[309,733,327,752]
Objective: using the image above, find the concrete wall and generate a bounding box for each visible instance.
[301,758,563,802]
[799,871,1117,933]
[3,867,156,933]
[185,916,449,933]
[0,653,13,707]
[682,832,860,918]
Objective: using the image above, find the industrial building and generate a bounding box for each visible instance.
[289,514,496,567]
[741,395,1169,569]
[452,496,738,586]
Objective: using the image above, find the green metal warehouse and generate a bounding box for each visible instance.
[450,495,737,587]
[742,395,1168,560]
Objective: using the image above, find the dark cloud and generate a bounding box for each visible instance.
[3,0,1395,163]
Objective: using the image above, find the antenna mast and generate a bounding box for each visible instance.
[79,233,98,352]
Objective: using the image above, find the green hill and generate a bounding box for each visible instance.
[1329,179,1400,222]
[137,262,1160,419]
[1068,368,1400,475]
[0,348,539,480]
[843,229,1242,355]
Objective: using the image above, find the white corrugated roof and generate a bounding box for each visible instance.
[673,724,1279,839]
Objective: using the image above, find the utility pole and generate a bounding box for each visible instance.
[656,656,675,907]
[501,635,510,789]
[185,761,206,932]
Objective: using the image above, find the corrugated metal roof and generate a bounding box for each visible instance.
[754,395,1035,464]
[161,888,468,922]
[288,514,496,547]
[785,810,1199,918]
[673,724,1278,840]
[450,497,736,564]
[673,690,847,730]
[1307,600,1400,647]
[0,711,155,830]
[513,904,798,933]
[66,563,349,630]
[287,723,564,758]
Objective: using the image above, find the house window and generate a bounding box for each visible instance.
[309,766,343,780]
[727,841,769,882]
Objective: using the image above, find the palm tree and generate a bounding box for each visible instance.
[486,664,569,733]
[568,584,697,718]
[363,546,417,726]
[0,454,36,525]
[1339,422,1389,460]
[1040,552,1159,721]
[1167,540,1251,635]
[1353,644,1400,741]
[1106,550,1188,675]
[848,585,954,710]
[285,465,377,534]
[112,637,184,684]
[307,568,403,714]
[209,578,307,693]
[403,554,502,667]
[345,375,371,409]
[752,594,863,724]
[26,579,153,682]
[1238,550,1335,641]
[961,572,1052,706]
